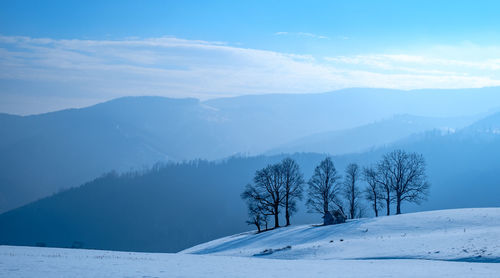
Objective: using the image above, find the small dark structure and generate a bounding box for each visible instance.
[323,210,346,225]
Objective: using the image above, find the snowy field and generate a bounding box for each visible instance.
[2,208,500,277]
[2,245,500,278]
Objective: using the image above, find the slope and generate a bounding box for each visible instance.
[0,154,327,253]
[0,96,222,212]
[183,208,500,262]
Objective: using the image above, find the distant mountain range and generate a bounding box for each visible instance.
[1,87,500,213]
[267,114,479,155]
[2,109,500,252]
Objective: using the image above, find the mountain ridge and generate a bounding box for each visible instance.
[2,117,500,252]
[1,87,500,213]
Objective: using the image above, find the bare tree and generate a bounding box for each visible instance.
[343,163,362,219]
[376,160,393,216]
[280,158,304,226]
[380,149,430,214]
[242,164,285,228]
[362,166,384,217]
[241,189,271,232]
[306,157,343,222]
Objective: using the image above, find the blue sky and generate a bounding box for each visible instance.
[3,1,500,54]
[2,0,500,114]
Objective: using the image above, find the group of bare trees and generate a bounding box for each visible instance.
[363,149,430,216]
[306,158,364,223]
[241,158,304,232]
[242,149,429,232]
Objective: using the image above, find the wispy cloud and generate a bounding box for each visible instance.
[1,35,500,114]
[325,53,500,71]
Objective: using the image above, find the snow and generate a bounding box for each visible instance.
[2,245,500,278]
[2,208,500,277]
[183,208,500,262]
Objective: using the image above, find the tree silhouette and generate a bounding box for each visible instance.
[379,149,430,214]
[343,163,362,219]
[306,157,343,222]
[362,166,384,217]
[281,158,305,226]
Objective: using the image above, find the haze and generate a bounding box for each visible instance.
[2,1,500,277]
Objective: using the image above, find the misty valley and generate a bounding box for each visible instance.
[2,2,500,276]
[1,88,500,255]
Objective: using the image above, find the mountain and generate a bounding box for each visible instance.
[268,114,479,155]
[2,87,500,213]
[0,154,327,252]
[2,111,500,252]
[0,97,222,213]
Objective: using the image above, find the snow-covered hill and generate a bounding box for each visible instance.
[1,208,500,277]
[183,208,500,262]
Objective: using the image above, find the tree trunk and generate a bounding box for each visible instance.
[350,186,355,219]
[285,195,290,226]
[386,198,390,216]
[396,194,401,215]
[374,198,378,217]
[274,205,280,228]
